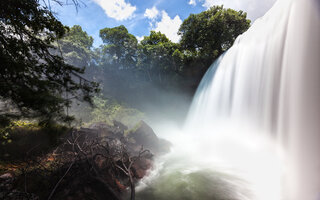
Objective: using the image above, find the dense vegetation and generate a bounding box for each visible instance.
[0,0,251,130]
[0,0,251,133]
[0,0,99,127]
[57,7,250,124]
[0,0,251,153]
[0,0,250,129]
[0,1,251,199]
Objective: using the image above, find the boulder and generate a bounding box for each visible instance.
[127,121,171,155]
[87,122,114,137]
[89,121,128,138]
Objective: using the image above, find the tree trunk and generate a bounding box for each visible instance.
[129,173,135,200]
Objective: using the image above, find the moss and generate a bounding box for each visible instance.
[124,121,142,137]
[0,121,70,161]
[79,96,145,128]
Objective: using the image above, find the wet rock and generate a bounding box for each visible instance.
[132,157,153,179]
[127,120,171,155]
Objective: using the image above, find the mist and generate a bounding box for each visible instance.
[1,0,320,200]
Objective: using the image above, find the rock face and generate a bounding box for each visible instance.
[127,120,171,155]
[53,120,169,200]
[0,120,170,200]
[88,120,171,155]
[132,157,153,179]
[88,121,123,138]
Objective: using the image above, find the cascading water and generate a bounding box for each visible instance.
[137,0,320,199]
[186,0,320,198]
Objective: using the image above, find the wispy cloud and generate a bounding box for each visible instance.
[91,0,136,21]
[189,0,197,6]
[144,6,160,20]
[154,11,182,43]
[136,36,144,43]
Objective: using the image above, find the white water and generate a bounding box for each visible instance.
[184,0,320,199]
[137,0,320,199]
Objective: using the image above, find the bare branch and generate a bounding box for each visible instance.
[47,160,75,200]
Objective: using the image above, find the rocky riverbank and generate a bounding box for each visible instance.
[0,120,171,200]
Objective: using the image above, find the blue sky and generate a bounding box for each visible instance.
[52,0,276,47]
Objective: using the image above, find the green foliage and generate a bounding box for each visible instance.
[99,25,138,69]
[137,31,181,83]
[1,4,250,125]
[84,96,145,128]
[0,120,38,146]
[140,31,170,45]
[179,5,251,65]
[57,25,94,67]
[63,25,93,49]
[73,6,250,114]
[0,0,99,125]
[90,6,250,97]
[0,120,69,160]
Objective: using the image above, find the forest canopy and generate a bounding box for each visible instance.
[0,0,250,125]
[70,6,250,108]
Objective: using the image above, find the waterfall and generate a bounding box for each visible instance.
[185,0,320,199]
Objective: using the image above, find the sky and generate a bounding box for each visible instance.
[51,0,276,47]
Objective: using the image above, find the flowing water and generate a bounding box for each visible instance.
[137,0,320,199]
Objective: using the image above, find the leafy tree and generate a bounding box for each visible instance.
[138,31,181,84]
[63,25,93,49]
[140,31,170,46]
[57,25,94,68]
[99,25,138,69]
[179,5,251,66]
[0,0,98,126]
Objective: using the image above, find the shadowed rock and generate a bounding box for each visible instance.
[127,120,171,155]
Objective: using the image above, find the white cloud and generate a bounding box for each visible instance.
[144,6,160,20]
[199,0,276,21]
[153,11,182,43]
[189,0,197,6]
[92,0,136,21]
[136,36,144,43]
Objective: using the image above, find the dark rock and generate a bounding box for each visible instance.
[86,123,114,137]
[127,120,171,155]
[0,172,13,179]
[113,120,128,131]
[88,121,127,139]
[132,157,153,179]
[158,138,172,154]
[1,120,170,200]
